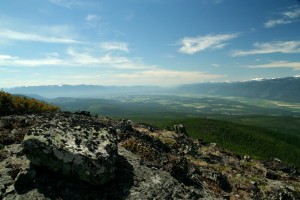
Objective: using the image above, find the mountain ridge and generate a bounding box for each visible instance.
[4,76,300,102]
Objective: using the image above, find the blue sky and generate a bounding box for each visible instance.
[1,0,300,87]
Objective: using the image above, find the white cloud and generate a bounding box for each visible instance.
[264,7,300,28]
[85,14,101,27]
[67,48,148,69]
[232,41,300,57]
[100,42,129,53]
[0,55,18,60]
[211,64,220,67]
[0,29,79,44]
[178,34,238,55]
[86,14,98,21]
[264,19,292,28]
[0,54,64,67]
[283,8,300,19]
[247,61,300,71]
[0,48,154,70]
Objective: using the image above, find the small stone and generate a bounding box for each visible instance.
[265,171,279,180]
[5,185,15,194]
[10,129,18,136]
[53,149,64,160]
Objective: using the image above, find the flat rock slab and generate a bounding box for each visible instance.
[23,113,117,186]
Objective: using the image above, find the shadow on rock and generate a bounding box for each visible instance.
[28,155,134,200]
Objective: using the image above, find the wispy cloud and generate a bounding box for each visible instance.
[67,48,149,69]
[283,7,300,18]
[0,29,79,44]
[86,14,98,22]
[232,41,300,57]
[0,55,18,60]
[100,42,129,53]
[0,54,64,67]
[264,19,292,28]
[211,64,220,67]
[178,33,238,55]
[264,7,300,28]
[0,48,154,70]
[49,0,83,9]
[85,14,101,27]
[0,52,225,86]
[247,61,300,71]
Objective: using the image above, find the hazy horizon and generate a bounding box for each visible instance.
[2,75,300,89]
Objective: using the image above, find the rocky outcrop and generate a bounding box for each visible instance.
[0,115,40,145]
[122,121,300,199]
[23,113,117,186]
[0,112,299,199]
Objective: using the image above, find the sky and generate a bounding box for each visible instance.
[1,0,300,88]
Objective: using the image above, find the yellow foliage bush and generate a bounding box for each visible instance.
[0,91,59,115]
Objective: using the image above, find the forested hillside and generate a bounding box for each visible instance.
[0,91,59,116]
[129,116,300,169]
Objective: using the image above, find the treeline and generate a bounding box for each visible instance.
[131,115,300,169]
[0,91,59,116]
[173,118,300,168]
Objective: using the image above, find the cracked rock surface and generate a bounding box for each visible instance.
[23,112,117,186]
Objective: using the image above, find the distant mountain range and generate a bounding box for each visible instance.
[176,76,300,102]
[5,85,163,99]
[4,76,300,102]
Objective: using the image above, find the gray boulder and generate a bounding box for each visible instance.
[23,113,117,186]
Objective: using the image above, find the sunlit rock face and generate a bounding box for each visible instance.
[23,112,118,186]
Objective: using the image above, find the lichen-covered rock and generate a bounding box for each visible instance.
[0,114,39,145]
[123,121,300,199]
[23,113,117,186]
